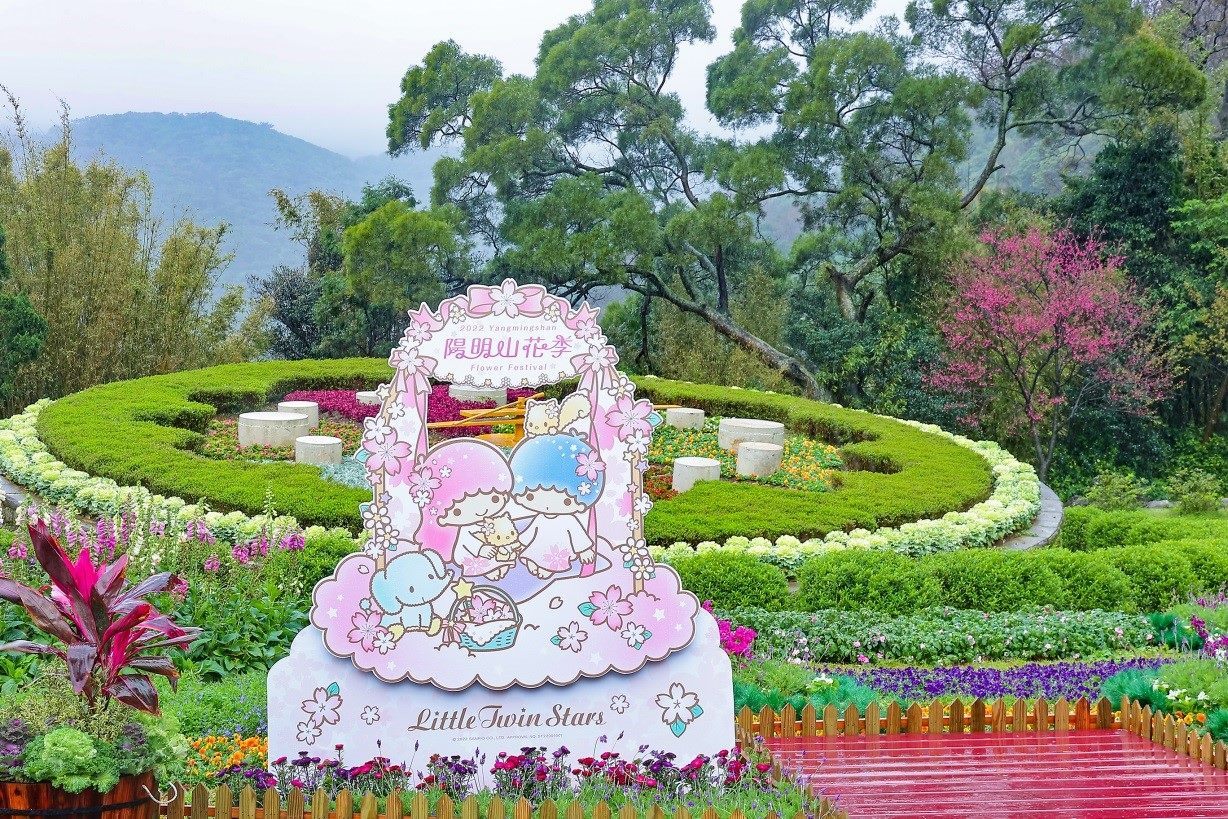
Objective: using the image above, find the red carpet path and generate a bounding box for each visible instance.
[767,730,1228,818]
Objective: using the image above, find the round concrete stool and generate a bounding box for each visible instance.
[238,412,310,448]
[665,407,705,430]
[717,418,785,451]
[672,456,722,493]
[295,435,343,466]
[356,390,381,406]
[448,384,509,405]
[736,441,783,477]
[278,400,319,429]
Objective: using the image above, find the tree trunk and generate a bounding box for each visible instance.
[1204,370,1228,442]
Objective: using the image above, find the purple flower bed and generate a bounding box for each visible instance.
[822,657,1173,702]
[283,387,537,436]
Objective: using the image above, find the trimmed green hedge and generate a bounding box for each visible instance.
[32,366,995,542]
[1059,507,1228,551]
[36,359,389,529]
[632,378,992,544]
[671,536,1226,615]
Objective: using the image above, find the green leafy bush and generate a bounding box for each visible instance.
[724,607,1153,665]
[157,671,267,737]
[922,549,1064,613]
[1059,507,1228,551]
[732,659,887,714]
[795,550,940,614]
[178,579,308,679]
[671,550,789,610]
[1028,549,1136,611]
[1167,467,1224,515]
[1164,539,1228,593]
[1083,471,1149,510]
[1099,667,1164,710]
[1102,546,1198,612]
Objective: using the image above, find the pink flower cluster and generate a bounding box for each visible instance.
[702,601,756,658]
[283,387,536,437]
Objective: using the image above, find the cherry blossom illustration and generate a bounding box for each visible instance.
[610,694,630,714]
[656,683,703,737]
[551,621,588,653]
[579,585,633,631]
[360,706,381,725]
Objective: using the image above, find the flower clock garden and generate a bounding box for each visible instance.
[0,359,1226,816]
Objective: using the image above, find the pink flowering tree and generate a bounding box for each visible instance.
[930,227,1171,481]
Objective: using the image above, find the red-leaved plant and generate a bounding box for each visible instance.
[0,521,200,714]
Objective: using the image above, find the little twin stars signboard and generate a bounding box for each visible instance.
[269,280,732,763]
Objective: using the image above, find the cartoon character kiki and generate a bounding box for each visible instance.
[524,391,590,437]
[476,513,522,563]
[370,549,455,640]
[509,433,606,579]
[416,439,518,581]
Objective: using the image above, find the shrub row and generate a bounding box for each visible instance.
[1059,507,1228,552]
[9,364,1008,546]
[722,606,1155,666]
[633,378,996,545]
[671,540,1228,615]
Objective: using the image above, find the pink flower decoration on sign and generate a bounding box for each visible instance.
[363,434,411,475]
[607,396,653,440]
[467,280,545,317]
[586,585,633,631]
[347,611,385,652]
[575,451,605,481]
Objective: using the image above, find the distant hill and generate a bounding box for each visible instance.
[60,112,443,287]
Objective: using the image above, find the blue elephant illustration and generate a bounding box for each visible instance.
[370,549,454,639]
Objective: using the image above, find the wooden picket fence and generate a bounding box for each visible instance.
[154,781,847,819]
[1123,697,1228,770]
[735,695,1120,741]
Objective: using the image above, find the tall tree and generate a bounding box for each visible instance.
[0,95,260,410]
[0,225,46,408]
[387,1,1200,397]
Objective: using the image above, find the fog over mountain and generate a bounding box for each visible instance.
[59,112,442,287]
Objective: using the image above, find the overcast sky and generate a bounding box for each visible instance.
[1,0,909,157]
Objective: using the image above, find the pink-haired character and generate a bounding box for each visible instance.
[415,439,516,581]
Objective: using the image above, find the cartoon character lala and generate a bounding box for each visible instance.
[509,433,605,579]
[415,439,518,582]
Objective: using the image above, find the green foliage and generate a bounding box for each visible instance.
[923,550,1065,613]
[178,579,308,679]
[1206,709,1228,743]
[732,660,886,714]
[1058,507,1228,551]
[1170,431,1228,491]
[1083,470,1149,511]
[726,606,1153,665]
[1157,659,1228,713]
[1099,667,1163,711]
[670,550,788,611]
[157,671,267,737]
[795,550,940,615]
[0,107,267,413]
[20,727,118,794]
[1102,546,1198,612]
[634,377,992,544]
[35,359,389,530]
[0,225,46,405]
[1028,549,1136,612]
[1167,467,1224,515]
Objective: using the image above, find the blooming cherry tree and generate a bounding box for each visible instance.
[930,227,1171,480]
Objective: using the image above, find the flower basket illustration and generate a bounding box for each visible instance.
[450,586,522,652]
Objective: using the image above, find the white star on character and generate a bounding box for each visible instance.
[327,608,338,619]
[653,609,665,621]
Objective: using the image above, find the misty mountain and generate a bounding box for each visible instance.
[61,112,443,288]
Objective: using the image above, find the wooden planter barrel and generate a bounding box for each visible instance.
[0,772,155,818]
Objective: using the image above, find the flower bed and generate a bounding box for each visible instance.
[200,417,364,462]
[647,417,842,493]
[1,363,1037,554]
[831,657,1172,702]
[723,606,1156,666]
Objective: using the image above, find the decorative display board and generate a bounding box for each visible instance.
[270,280,731,762]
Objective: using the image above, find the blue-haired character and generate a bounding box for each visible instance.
[508,433,605,579]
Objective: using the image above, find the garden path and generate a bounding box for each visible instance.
[1001,482,1063,550]
[769,730,1228,818]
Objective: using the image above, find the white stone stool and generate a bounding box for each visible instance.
[736,442,783,477]
[448,384,509,405]
[238,412,311,448]
[666,407,705,430]
[278,400,319,429]
[356,390,381,406]
[718,418,786,451]
[672,456,722,493]
[295,435,343,466]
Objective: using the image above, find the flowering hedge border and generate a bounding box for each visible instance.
[0,365,1037,556]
